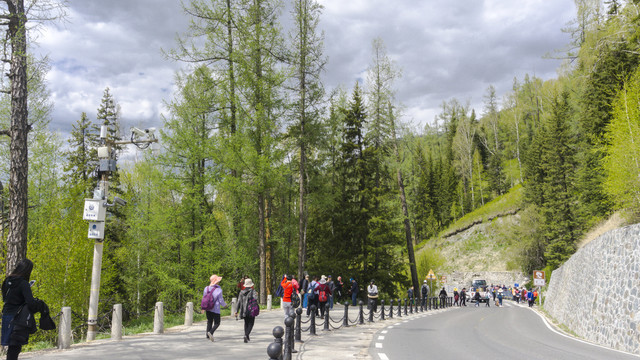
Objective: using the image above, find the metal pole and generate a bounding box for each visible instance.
[389,299,393,318]
[343,302,349,327]
[380,300,385,320]
[359,301,364,325]
[87,240,104,341]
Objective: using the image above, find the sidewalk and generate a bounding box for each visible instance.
[20,304,445,360]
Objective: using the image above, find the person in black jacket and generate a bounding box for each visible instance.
[1,259,42,360]
[350,278,359,306]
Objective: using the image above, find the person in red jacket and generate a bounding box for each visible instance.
[281,274,294,319]
[316,275,332,318]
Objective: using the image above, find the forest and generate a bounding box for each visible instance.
[1,0,640,338]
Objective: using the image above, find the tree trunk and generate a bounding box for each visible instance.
[6,0,29,275]
[390,109,419,293]
[258,193,266,304]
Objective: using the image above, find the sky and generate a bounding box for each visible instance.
[36,0,576,139]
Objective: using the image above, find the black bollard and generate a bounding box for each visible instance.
[268,341,282,360]
[284,317,294,360]
[420,297,424,312]
[409,298,413,314]
[404,299,408,316]
[359,300,365,325]
[397,298,402,317]
[309,305,317,335]
[381,300,385,320]
[272,326,284,360]
[295,308,303,342]
[415,297,420,313]
[343,302,350,327]
[389,299,393,318]
[323,304,330,331]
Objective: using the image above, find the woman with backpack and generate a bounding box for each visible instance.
[202,274,227,342]
[236,278,259,343]
[1,259,46,360]
[316,276,332,318]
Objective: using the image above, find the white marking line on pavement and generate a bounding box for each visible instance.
[381,330,388,334]
[375,342,383,348]
[378,353,389,360]
[378,336,385,340]
[525,306,640,357]
[387,326,394,329]
[394,323,401,326]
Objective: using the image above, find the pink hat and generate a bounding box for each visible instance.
[210,274,222,286]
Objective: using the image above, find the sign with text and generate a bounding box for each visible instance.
[533,270,545,286]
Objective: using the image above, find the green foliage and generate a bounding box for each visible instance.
[604,66,640,213]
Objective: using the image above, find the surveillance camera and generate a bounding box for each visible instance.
[131,127,146,137]
[114,197,127,206]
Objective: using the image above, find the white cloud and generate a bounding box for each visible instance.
[36,0,575,137]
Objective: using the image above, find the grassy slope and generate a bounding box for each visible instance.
[417,185,524,273]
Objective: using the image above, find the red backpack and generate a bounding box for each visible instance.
[318,285,327,302]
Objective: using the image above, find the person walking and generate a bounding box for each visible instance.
[438,287,448,308]
[335,276,344,302]
[408,286,414,305]
[203,274,227,341]
[281,274,294,319]
[300,274,310,309]
[350,278,359,306]
[473,290,481,307]
[316,276,332,318]
[327,275,336,309]
[235,278,258,343]
[2,259,48,360]
[367,280,379,313]
[497,288,504,307]
[460,287,467,306]
[527,288,534,307]
[307,276,319,317]
[453,288,459,306]
[421,280,430,308]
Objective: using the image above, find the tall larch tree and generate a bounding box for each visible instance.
[290,0,326,280]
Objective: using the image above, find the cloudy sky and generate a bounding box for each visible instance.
[36,0,576,138]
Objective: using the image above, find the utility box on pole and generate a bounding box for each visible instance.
[83,199,106,222]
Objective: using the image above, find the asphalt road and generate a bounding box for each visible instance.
[370,301,640,360]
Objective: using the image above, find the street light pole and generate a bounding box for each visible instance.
[85,126,157,341]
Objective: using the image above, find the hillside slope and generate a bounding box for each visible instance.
[417,185,523,273]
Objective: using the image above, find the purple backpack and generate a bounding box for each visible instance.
[201,287,215,311]
[245,290,260,317]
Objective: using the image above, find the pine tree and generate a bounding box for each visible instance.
[65,112,96,195]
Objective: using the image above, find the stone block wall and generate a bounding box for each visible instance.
[544,224,640,354]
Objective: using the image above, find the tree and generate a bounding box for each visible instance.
[604,66,640,213]
[65,112,96,195]
[0,0,65,273]
[289,0,326,280]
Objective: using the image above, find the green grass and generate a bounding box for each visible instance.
[439,184,523,237]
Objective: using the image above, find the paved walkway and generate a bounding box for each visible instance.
[20,304,448,360]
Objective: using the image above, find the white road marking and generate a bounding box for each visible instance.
[378,353,389,360]
[381,330,388,334]
[375,342,383,348]
[525,306,640,357]
[378,336,385,340]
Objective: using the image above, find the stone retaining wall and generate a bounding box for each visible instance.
[544,224,640,354]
